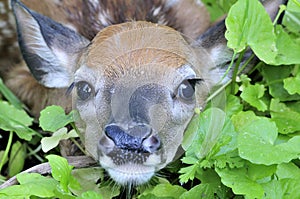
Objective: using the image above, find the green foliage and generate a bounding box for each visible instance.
[226,0,300,65]
[8,141,26,177]
[40,106,80,152]
[39,105,77,132]
[0,101,35,141]
[0,155,103,199]
[178,0,300,198]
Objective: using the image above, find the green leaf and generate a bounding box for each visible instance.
[0,101,35,140]
[274,25,300,64]
[225,94,243,117]
[237,118,300,165]
[0,78,23,110]
[276,162,300,180]
[182,114,201,151]
[284,72,300,95]
[270,99,300,134]
[77,191,103,199]
[202,0,237,22]
[41,128,78,152]
[262,178,300,199]
[8,141,26,176]
[231,111,258,132]
[240,83,268,111]
[39,106,77,132]
[71,167,120,199]
[216,167,264,198]
[46,155,81,193]
[187,108,226,159]
[140,184,186,199]
[225,0,277,63]
[261,65,300,101]
[179,184,217,199]
[283,0,300,34]
[0,173,57,198]
[179,164,200,184]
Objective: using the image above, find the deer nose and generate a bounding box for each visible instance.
[104,124,161,153]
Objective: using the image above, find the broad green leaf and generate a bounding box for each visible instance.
[238,118,300,165]
[71,167,120,199]
[262,179,300,199]
[276,162,300,180]
[216,167,264,198]
[182,113,201,151]
[274,25,300,64]
[283,0,300,35]
[0,173,57,198]
[225,0,277,63]
[261,65,300,101]
[8,141,26,176]
[231,111,258,132]
[270,99,300,134]
[202,0,237,22]
[247,164,276,181]
[240,83,268,111]
[140,184,186,199]
[179,184,217,199]
[225,94,243,117]
[283,73,300,95]
[39,106,77,132]
[77,191,103,199]
[0,101,35,140]
[187,108,226,159]
[41,128,78,152]
[46,155,81,193]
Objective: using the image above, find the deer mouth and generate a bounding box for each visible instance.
[97,132,164,185]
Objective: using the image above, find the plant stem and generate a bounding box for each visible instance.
[0,131,13,173]
[231,49,246,94]
[27,145,44,163]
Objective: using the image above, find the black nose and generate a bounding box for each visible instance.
[104,124,161,153]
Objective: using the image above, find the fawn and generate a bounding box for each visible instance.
[0,0,283,185]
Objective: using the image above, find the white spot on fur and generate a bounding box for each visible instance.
[152,6,162,16]
[97,9,112,26]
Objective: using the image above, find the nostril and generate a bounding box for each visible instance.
[104,124,142,150]
[142,135,161,153]
[104,125,123,141]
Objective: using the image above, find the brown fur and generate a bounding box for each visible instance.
[4,62,71,117]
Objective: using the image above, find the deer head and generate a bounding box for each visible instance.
[10,0,283,186]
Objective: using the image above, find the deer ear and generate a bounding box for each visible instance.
[12,0,89,88]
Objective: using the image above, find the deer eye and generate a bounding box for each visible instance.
[176,79,200,102]
[75,81,94,101]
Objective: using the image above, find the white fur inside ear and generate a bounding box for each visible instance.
[15,3,71,88]
[41,71,71,88]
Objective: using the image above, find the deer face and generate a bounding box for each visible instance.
[71,22,212,185]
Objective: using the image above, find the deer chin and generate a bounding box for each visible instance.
[98,153,163,185]
[104,163,156,186]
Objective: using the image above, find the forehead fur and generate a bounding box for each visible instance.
[85,21,194,75]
